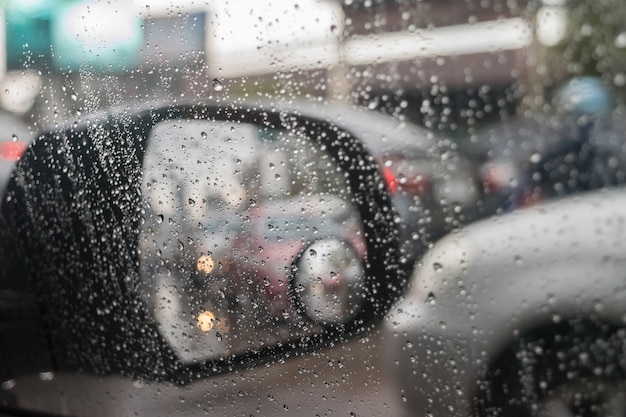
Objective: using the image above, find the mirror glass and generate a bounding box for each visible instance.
[138,120,366,362]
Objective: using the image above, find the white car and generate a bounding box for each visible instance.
[385,188,626,417]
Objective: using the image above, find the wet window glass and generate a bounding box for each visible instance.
[1,1,626,416]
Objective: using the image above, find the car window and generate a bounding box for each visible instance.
[2,1,626,416]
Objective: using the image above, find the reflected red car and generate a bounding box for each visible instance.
[226,194,365,319]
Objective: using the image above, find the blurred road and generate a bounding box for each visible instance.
[10,326,406,417]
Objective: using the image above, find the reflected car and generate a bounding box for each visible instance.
[225,194,366,322]
[385,188,626,417]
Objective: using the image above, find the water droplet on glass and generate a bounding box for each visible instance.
[309,249,317,257]
[212,78,224,91]
[39,372,54,381]
[616,32,626,48]
[188,198,196,207]
[426,292,436,304]
[200,131,207,139]
[433,262,443,272]
[2,380,16,390]
[529,152,541,164]
[177,239,185,251]
[249,199,257,207]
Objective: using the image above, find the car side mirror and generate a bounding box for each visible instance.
[0,103,402,384]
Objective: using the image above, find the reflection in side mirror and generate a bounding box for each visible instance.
[139,119,364,363]
[0,103,402,384]
[294,238,365,325]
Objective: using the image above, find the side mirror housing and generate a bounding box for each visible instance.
[0,103,402,384]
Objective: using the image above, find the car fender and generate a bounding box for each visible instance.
[385,188,626,416]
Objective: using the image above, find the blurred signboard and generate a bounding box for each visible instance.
[1,0,532,92]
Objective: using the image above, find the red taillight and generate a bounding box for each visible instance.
[383,167,398,193]
[481,161,517,193]
[0,141,27,162]
[382,165,430,195]
[482,169,502,193]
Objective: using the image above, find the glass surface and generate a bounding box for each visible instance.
[2,0,626,416]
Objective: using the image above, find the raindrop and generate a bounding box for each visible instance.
[249,199,257,207]
[426,292,436,304]
[616,32,626,48]
[39,372,54,381]
[309,249,317,257]
[433,262,442,272]
[216,332,222,341]
[212,78,224,91]
[200,132,208,139]
[188,198,196,207]
[529,152,541,164]
[2,380,15,390]
[177,239,185,251]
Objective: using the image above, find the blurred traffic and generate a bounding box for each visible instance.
[465,76,626,214]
